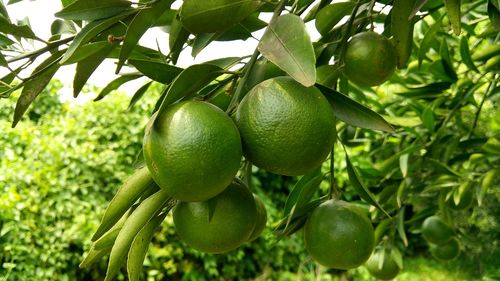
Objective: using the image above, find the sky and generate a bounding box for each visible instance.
[2,0,321,103]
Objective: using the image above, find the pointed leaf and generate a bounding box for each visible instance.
[459,36,479,72]
[127,212,167,281]
[391,248,404,269]
[399,154,409,178]
[345,150,390,217]
[94,74,142,101]
[317,84,395,133]
[55,0,132,21]
[60,10,135,63]
[284,168,322,215]
[0,16,37,39]
[443,0,461,35]
[315,2,356,35]
[479,169,496,206]
[13,51,63,127]
[258,14,316,87]
[154,63,222,120]
[397,206,408,247]
[418,22,440,67]
[62,41,113,65]
[421,106,435,132]
[73,43,117,97]
[116,0,174,73]
[127,81,152,111]
[128,59,182,84]
[396,82,452,99]
[391,0,417,68]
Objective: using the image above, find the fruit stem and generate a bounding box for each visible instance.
[226,0,288,114]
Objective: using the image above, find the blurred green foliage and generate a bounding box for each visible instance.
[0,80,498,281]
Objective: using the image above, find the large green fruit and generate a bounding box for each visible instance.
[173,180,257,254]
[429,237,460,261]
[303,200,375,269]
[365,249,401,280]
[179,0,262,33]
[344,31,397,86]
[235,77,336,176]
[421,216,454,245]
[143,101,242,202]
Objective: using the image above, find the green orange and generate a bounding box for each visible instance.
[421,216,454,245]
[365,249,401,280]
[429,237,460,261]
[172,180,257,254]
[143,101,242,202]
[344,31,397,86]
[303,200,375,269]
[235,77,336,176]
[179,0,261,34]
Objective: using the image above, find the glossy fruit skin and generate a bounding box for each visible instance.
[235,77,336,176]
[365,249,401,280]
[248,194,267,242]
[429,237,460,261]
[344,31,397,86]
[173,180,257,254]
[179,0,261,34]
[421,216,454,245]
[304,200,375,269]
[143,101,242,202]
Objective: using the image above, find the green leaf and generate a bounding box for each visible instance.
[258,14,316,87]
[55,0,132,21]
[12,51,63,128]
[127,212,167,281]
[316,64,341,88]
[128,59,182,84]
[217,13,267,41]
[443,0,461,35]
[374,218,392,243]
[168,13,190,64]
[344,150,390,217]
[94,74,142,101]
[399,154,409,178]
[397,206,408,247]
[317,84,395,133]
[459,36,479,72]
[391,0,417,68]
[488,0,500,31]
[60,10,135,64]
[391,248,404,269]
[374,145,417,175]
[396,82,452,99]
[315,2,356,35]
[479,169,497,206]
[421,106,435,132]
[154,63,222,121]
[73,43,117,97]
[284,168,322,215]
[427,158,461,177]
[116,0,174,73]
[0,16,37,39]
[418,22,440,67]
[0,52,7,67]
[383,115,422,127]
[62,42,112,65]
[127,81,152,111]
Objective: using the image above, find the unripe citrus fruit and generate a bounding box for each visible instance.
[344,31,397,86]
[421,216,454,245]
[429,237,460,261]
[248,194,267,242]
[173,180,257,254]
[179,0,262,34]
[365,249,401,280]
[304,200,375,269]
[235,77,336,176]
[143,101,242,202]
